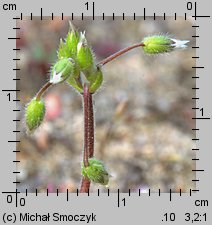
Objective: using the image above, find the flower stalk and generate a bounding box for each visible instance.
[97,43,145,67]
[36,82,52,101]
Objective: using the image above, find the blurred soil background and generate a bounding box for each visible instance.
[16,17,196,193]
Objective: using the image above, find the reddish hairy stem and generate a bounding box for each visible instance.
[80,84,94,193]
[97,42,145,67]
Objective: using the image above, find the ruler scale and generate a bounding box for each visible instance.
[0,0,211,224]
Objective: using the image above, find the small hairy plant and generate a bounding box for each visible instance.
[25,22,189,192]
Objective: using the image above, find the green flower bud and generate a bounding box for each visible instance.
[66,22,79,57]
[89,68,103,93]
[58,23,80,59]
[50,58,75,84]
[142,35,189,54]
[25,98,45,132]
[82,158,109,186]
[77,32,95,74]
[57,39,69,59]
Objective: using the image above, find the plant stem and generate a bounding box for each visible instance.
[97,42,145,67]
[80,84,95,193]
[36,82,52,100]
[80,42,145,192]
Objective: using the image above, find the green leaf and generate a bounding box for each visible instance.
[89,68,103,93]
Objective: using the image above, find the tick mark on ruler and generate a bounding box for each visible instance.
[41,8,43,20]
[192,66,204,69]
[2,89,20,92]
[192,117,210,120]
[13,181,20,184]
[66,189,69,201]
[92,2,95,20]
[13,14,22,20]
[8,37,20,40]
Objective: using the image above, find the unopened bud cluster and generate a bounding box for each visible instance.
[25,22,104,132]
[52,23,103,93]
